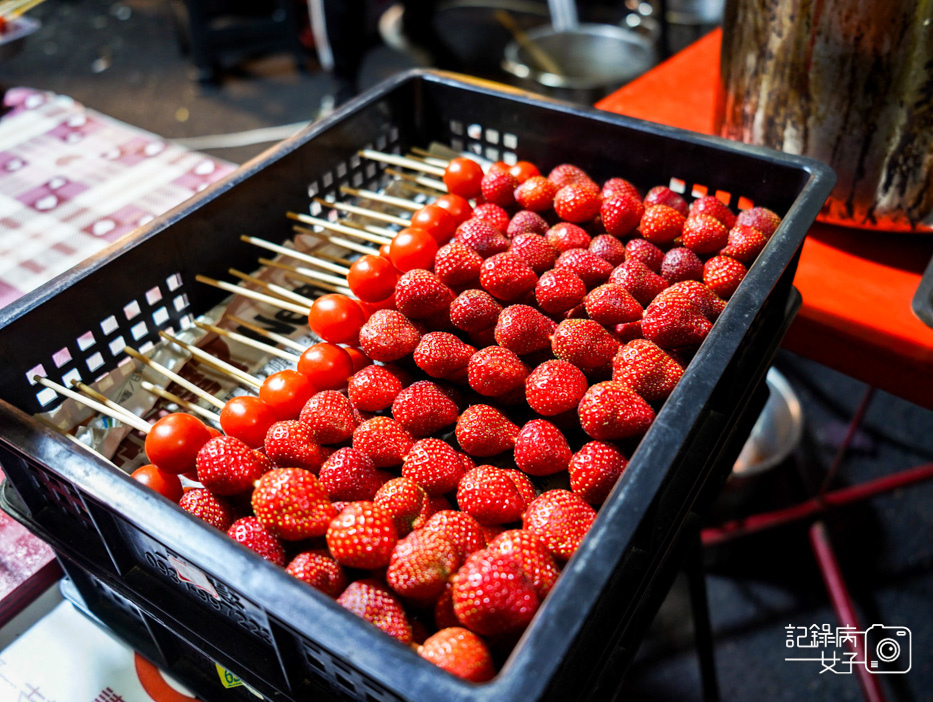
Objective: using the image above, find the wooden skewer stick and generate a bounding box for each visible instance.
[312,251,357,267]
[194,321,298,362]
[70,380,148,429]
[33,415,119,466]
[256,258,352,296]
[124,347,226,411]
[358,149,447,177]
[287,212,393,246]
[195,275,311,316]
[1,0,48,18]
[227,268,321,308]
[159,330,262,390]
[292,225,378,257]
[224,314,305,354]
[408,147,450,168]
[312,197,410,228]
[140,381,221,424]
[339,186,421,211]
[33,375,153,434]
[384,167,447,193]
[240,235,350,275]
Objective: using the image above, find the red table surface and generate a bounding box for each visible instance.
[597,30,933,409]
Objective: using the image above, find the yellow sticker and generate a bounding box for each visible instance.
[214,664,264,698]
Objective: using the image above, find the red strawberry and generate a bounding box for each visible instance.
[601,177,641,202]
[347,364,407,412]
[358,309,421,363]
[644,185,688,216]
[504,468,537,506]
[402,438,468,496]
[337,579,412,644]
[319,447,387,501]
[525,359,589,416]
[554,249,614,288]
[387,529,461,603]
[523,489,597,561]
[449,289,502,333]
[468,346,529,397]
[494,304,556,356]
[735,206,781,238]
[584,283,643,326]
[394,269,455,320]
[640,204,686,245]
[488,529,559,598]
[434,241,483,288]
[642,293,714,348]
[419,627,496,682]
[703,254,747,299]
[609,259,669,306]
[551,318,620,372]
[507,210,549,237]
[682,214,729,254]
[721,223,768,263]
[392,380,459,437]
[472,202,511,233]
[577,381,656,440]
[455,404,519,457]
[480,252,538,302]
[659,281,726,321]
[434,583,459,630]
[455,217,510,257]
[413,332,475,379]
[456,465,534,525]
[263,420,323,472]
[546,222,591,253]
[548,163,591,188]
[352,417,414,468]
[227,516,286,565]
[588,234,627,266]
[612,338,684,404]
[660,247,704,283]
[509,233,558,274]
[451,549,540,636]
[601,195,644,237]
[178,488,234,531]
[514,175,558,212]
[327,501,398,569]
[299,390,358,444]
[535,268,587,315]
[554,182,601,223]
[480,170,519,208]
[568,441,628,505]
[252,467,337,540]
[196,435,267,496]
[423,510,487,560]
[625,238,664,272]
[514,419,571,476]
[689,195,737,229]
[286,550,347,597]
[614,320,643,343]
[374,476,431,535]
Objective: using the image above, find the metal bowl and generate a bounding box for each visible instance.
[732,368,804,477]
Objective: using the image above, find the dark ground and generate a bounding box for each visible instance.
[1,1,931,700]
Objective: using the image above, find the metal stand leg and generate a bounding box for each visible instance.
[686,528,720,702]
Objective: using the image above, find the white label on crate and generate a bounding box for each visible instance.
[169,554,220,600]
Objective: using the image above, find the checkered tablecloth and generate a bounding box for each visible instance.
[0,87,236,308]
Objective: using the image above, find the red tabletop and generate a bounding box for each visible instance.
[597,30,933,409]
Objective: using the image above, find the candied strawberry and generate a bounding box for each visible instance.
[682,214,729,254]
[480,170,519,208]
[327,502,398,569]
[299,390,358,444]
[420,627,496,683]
[387,529,461,603]
[468,346,529,397]
[721,224,768,263]
[456,465,535,525]
[601,177,641,202]
[392,380,459,437]
[402,438,468,496]
[625,238,664,272]
[480,252,538,302]
[413,332,475,379]
[640,204,686,245]
[252,467,336,540]
[601,195,644,237]
[514,175,558,212]
[609,259,669,306]
[347,364,407,412]
[644,185,688,216]
[548,163,591,187]
[263,420,323,472]
[703,254,747,299]
[584,283,643,326]
[535,268,587,315]
[578,381,656,440]
[689,195,737,229]
[352,417,414,468]
[286,550,347,597]
[423,510,488,561]
[659,281,726,321]
[546,222,591,253]
[434,241,484,288]
[554,182,601,223]
[551,319,620,372]
[523,489,597,561]
[504,212,546,240]
[455,217,510,257]
[568,441,628,505]
[178,488,234,531]
[525,359,589,416]
[735,206,781,238]
[660,247,704,283]
[374,476,431,535]
[394,270,454,320]
[494,304,556,356]
[456,404,519,457]
[451,549,540,636]
[612,338,684,404]
[448,289,502,333]
[358,309,421,363]
[514,419,571,476]
[510,233,558,274]
[196,435,267,496]
[337,579,412,644]
[488,529,559,599]
[319,447,387,501]
[554,249,614,289]
[589,234,627,266]
[227,516,286,565]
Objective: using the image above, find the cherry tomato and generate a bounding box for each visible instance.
[487,160,511,175]
[342,346,372,373]
[132,464,184,502]
[260,369,316,420]
[144,412,212,474]
[308,294,367,345]
[379,243,393,259]
[509,160,541,183]
[443,157,484,199]
[347,254,398,303]
[358,294,396,316]
[433,193,473,225]
[389,227,438,272]
[410,204,456,244]
[298,342,354,390]
[219,395,278,449]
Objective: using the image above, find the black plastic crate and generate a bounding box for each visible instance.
[0,71,834,701]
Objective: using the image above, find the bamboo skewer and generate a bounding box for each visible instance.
[158,330,262,390]
[70,380,147,429]
[0,0,48,18]
[124,347,226,411]
[195,275,311,316]
[257,258,351,296]
[286,212,393,246]
[312,198,410,228]
[384,167,447,193]
[34,415,119,466]
[408,147,450,168]
[227,268,321,308]
[33,376,153,434]
[224,315,305,354]
[312,251,356,268]
[339,186,422,211]
[292,225,378,257]
[194,321,299,362]
[140,381,221,424]
[358,149,447,177]
[240,235,350,275]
